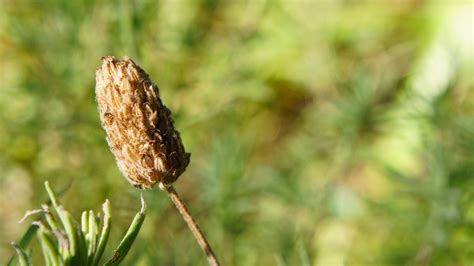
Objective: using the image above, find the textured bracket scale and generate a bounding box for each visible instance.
[95,56,190,189]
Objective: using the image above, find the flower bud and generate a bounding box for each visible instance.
[95,56,190,189]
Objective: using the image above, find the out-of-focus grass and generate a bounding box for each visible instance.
[0,0,473,265]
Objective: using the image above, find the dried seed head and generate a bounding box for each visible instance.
[95,56,190,189]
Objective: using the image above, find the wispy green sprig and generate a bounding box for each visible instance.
[10,181,146,266]
[105,194,146,266]
[11,242,32,266]
[92,200,111,266]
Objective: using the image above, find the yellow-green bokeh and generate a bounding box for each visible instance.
[0,0,473,265]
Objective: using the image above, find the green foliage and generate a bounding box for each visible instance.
[104,198,146,266]
[0,1,473,265]
[9,182,145,266]
[11,243,32,266]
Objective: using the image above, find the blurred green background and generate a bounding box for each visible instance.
[1,0,473,265]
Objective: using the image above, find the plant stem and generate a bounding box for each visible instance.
[159,183,219,266]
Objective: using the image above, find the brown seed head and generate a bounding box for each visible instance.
[95,56,190,189]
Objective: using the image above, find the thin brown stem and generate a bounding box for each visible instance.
[159,183,219,266]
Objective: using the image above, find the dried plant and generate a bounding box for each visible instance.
[95,56,219,266]
[95,56,190,189]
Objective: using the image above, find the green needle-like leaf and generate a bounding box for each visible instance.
[76,225,89,265]
[81,211,89,235]
[7,224,38,266]
[44,205,60,232]
[11,242,32,266]
[37,225,62,266]
[104,195,146,266]
[92,199,111,266]
[45,181,89,264]
[45,182,77,259]
[87,210,99,265]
